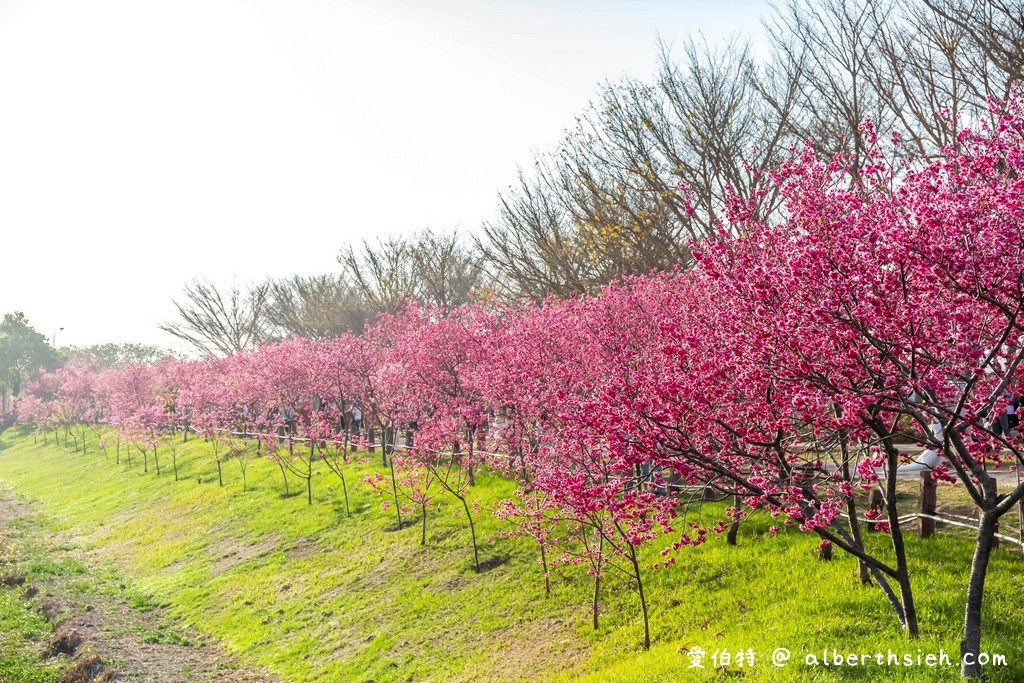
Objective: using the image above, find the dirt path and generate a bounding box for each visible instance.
[0,491,279,683]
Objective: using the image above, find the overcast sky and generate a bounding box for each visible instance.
[0,0,770,352]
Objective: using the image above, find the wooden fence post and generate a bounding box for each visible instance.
[919,471,936,538]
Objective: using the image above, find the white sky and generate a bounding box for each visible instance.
[0,0,769,351]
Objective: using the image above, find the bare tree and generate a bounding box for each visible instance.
[266,273,369,339]
[408,230,486,312]
[160,280,273,356]
[866,1,977,154]
[479,37,796,301]
[63,343,174,369]
[479,166,598,302]
[339,236,422,314]
[339,229,483,314]
[764,0,1021,161]
[923,0,1023,92]
[763,0,894,174]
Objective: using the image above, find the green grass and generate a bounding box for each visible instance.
[0,426,1022,681]
[0,514,68,683]
[0,588,63,683]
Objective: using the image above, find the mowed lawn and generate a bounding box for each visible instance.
[0,427,1022,682]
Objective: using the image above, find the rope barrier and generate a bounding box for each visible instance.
[835,511,1023,547]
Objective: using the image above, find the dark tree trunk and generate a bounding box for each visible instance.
[627,543,651,650]
[961,484,999,679]
[389,458,402,530]
[840,428,871,584]
[884,445,918,637]
[421,501,427,546]
[278,461,290,496]
[726,492,741,546]
[306,442,314,505]
[539,538,550,597]
[339,464,350,517]
[459,494,480,572]
[592,533,603,630]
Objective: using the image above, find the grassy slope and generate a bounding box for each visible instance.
[0,580,63,683]
[0,427,1021,682]
[0,506,82,683]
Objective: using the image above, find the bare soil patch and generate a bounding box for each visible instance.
[0,490,279,683]
[462,617,586,683]
[209,533,279,575]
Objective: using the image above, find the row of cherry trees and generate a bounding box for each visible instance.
[18,97,1024,677]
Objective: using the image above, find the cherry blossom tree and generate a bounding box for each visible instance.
[372,304,495,569]
[174,357,234,485]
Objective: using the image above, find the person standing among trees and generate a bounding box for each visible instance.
[992,385,1019,438]
[351,400,362,439]
[1005,382,1020,438]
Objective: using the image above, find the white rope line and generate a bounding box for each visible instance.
[914,513,1024,547]
[835,511,1023,546]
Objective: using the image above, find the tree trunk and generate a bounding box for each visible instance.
[389,458,402,530]
[628,543,651,650]
[460,494,480,572]
[307,442,315,505]
[961,487,999,678]
[421,501,427,546]
[884,446,918,637]
[727,492,741,546]
[278,461,289,496]
[840,429,871,584]
[592,533,603,630]
[539,538,550,597]
[340,467,350,518]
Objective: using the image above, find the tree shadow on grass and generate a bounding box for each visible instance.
[477,554,510,572]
